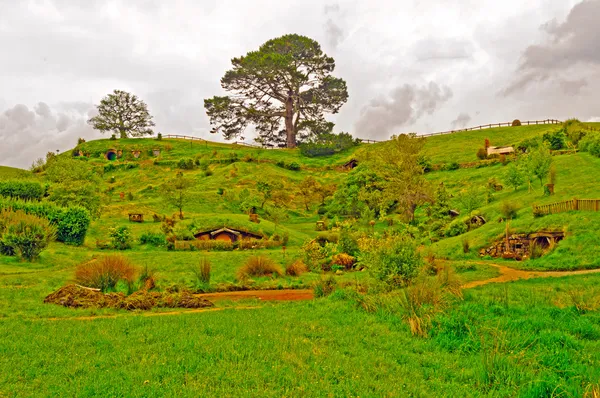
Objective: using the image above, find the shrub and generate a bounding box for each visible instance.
[157,133,162,140]
[444,220,468,237]
[445,161,460,171]
[109,226,132,250]
[285,259,308,276]
[237,256,283,280]
[287,162,301,171]
[332,253,356,270]
[511,119,521,127]
[476,148,488,160]
[178,158,195,170]
[313,275,337,298]
[500,201,519,220]
[579,133,600,157]
[360,235,421,287]
[315,232,339,246]
[0,210,55,261]
[189,257,211,287]
[338,229,359,256]
[543,130,567,150]
[74,255,136,292]
[0,200,90,245]
[139,232,166,247]
[0,181,44,201]
[299,132,359,157]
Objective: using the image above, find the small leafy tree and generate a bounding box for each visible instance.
[367,134,430,222]
[456,186,484,216]
[109,226,132,250]
[297,176,319,211]
[161,174,194,219]
[257,179,283,209]
[265,206,289,233]
[88,90,155,138]
[530,146,553,189]
[504,162,525,191]
[204,34,348,147]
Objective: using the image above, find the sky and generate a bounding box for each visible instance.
[1,0,599,168]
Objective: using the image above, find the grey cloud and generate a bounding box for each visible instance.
[505,0,600,94]
[323,4,344,49]
[451,113,471,129]
[0,102,96,169]
[355,82,453,140]
[412,37,474,61]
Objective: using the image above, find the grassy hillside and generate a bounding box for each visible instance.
[2,123,600,396]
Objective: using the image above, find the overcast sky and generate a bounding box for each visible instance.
[1,0,599,168]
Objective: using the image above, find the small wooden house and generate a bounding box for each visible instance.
[194,227,262,243]
[487,146,514,156]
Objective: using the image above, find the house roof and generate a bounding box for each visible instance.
[487,146,515,155]
[194,227,263,239]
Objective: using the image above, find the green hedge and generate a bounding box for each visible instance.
[0,181,45,201]
[0,200,90,245]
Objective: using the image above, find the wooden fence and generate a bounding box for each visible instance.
[163,118,563,147]
[533,198,600,215]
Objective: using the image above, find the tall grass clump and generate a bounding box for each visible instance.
[75,255,136,292]
[189,257,211,287]
[237,256,283,280]
[285,259,308,276]
[314,275,337,298]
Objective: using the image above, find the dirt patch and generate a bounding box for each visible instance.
[44,284,214,310]
[197,289,314,302]
[462,263,600,289]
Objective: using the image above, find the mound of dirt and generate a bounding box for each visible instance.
[44,285,214,311]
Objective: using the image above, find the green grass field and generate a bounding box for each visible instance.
[2,124,600,396]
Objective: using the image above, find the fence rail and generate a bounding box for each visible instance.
[534,198,600,215]
[164,118,563,147]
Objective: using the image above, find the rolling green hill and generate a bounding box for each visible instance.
[2,123,600,396]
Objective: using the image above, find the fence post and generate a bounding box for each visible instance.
[596,200,599,212]
[573,198,578,211]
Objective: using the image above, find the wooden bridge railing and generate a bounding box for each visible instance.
[533,198,600,215]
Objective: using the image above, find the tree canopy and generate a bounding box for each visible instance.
[204,34,348,148]
[88,90,155,138]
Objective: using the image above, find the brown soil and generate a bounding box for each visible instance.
[44,284,214,310]
[463,263,600,289]
[196,289,314,302]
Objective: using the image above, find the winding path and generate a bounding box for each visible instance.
[462,262,600,289]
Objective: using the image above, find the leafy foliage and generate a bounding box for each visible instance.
[0,181,45,201]
[299,132,359,157]
[161,174,194,219]
[204,34,348,147]
[87,90,155,138]
[0,209,56,261]
[0,199,90,245]
[109,226,132,250]
[359,234,421,287]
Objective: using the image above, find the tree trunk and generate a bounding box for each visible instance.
[285,94,296,148]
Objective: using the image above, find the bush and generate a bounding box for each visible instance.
[178,158,195,170]
[0,181,44,201]
[445,161,460,171]
[299,132,359,157]
[237,256,283,280]
[476,148,488,160]
[512,119,521,127]
[285,259,308,276]
[332,253,356,270]
[543,130,567,150]
[0,210,55,261]
[579,133,600,157]
[315,232,339,246]
[139,232,167,247]
[109,226,132,250]
[75,255,136,292]
[444,220,468,238]
[313,275,337,298]
[0,200,90,246]
[157,133,162,140]
[500,201,519,220]
[338,229,359,256]
[360,235,421,287]
[189,257,211,287]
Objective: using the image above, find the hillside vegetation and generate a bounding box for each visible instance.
[2,121,600,396]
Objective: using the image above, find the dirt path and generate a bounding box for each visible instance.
[196,289,314,302]
[462,262,600,289]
